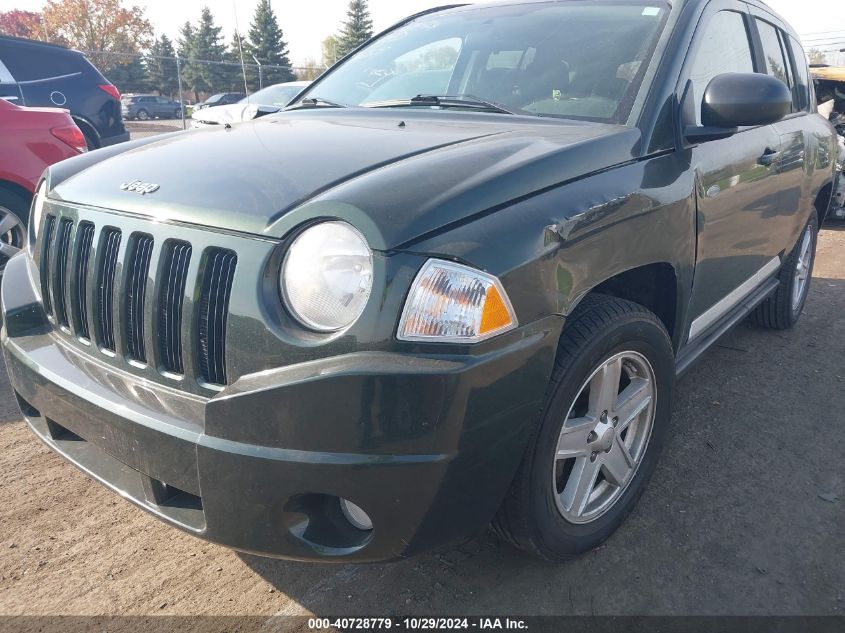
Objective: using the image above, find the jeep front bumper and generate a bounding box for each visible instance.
[1,253,559,562]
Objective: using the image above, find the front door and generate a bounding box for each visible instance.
[683,5,785,340]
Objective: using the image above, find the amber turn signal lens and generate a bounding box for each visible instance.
[480,285,513,335]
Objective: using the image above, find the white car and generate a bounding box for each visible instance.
[190,81,311,129]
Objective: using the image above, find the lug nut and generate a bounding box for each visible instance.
[587,431,598,442]
[590,452,597,462]
[612,416,619,427]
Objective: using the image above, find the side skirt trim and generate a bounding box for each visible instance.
[676,276,779,377]
[687,257,781,342]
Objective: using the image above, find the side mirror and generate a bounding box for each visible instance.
[684,72,792,142]
[702,72,791,128]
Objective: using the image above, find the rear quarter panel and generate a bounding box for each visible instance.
[0,106,79,192]
[806,113,839,220]
[19,65,122,142]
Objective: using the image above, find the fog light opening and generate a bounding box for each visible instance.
[14,392,40,419]
[340,498,373,531]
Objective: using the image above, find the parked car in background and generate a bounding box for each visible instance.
[121,94,184,121]
[0,98,85,273]
[192,92,247,112]
[3,0,837,563]
[191,81,310,128]
[0,36,128,150]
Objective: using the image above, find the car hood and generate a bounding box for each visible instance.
[49,109,640,250]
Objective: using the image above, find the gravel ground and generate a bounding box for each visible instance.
[0,224,843,622]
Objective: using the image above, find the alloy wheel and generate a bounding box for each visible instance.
[0,205,26,275]
[552,351,656,524]
[792,224,813,311]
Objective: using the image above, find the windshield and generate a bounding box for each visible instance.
[205,94,224,104]
[298,1,668,123]
[239,84,304,107]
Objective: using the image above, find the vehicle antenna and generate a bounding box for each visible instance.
[233,3,250,102]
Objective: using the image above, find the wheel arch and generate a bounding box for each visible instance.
[814,179,834,225]
[71,115,100,149]
[0,178,34,212]
[566,263,681,353]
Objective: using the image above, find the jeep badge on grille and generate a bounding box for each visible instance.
[120,180,160,195]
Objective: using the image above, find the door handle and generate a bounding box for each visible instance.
[758,148,781,166]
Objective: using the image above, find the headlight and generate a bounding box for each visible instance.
[281,221,373,332]
[398,259,517,343]
[29,180,47,254]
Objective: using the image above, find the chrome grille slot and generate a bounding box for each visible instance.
[158,241,192,375]
[71,222,95,340]
[96,228,122,352]
[197,249,237,386]
[53,218,73,328]
[35,206,255,395]
[124,234,154,363]
[39,215,57,317]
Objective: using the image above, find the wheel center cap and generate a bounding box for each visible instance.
[591,420,615,452]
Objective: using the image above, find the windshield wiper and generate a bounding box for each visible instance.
[285,96,347,111]
[365,94,516,115]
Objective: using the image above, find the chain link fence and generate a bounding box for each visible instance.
[86,50,325,134]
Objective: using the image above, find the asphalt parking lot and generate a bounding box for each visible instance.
[125,118,188,139]
[0,203,843,619]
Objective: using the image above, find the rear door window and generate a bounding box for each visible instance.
[786,35,813,112]
[0,56,15,83]
[755,19,798,112]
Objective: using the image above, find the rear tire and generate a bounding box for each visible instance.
[750,213,818,329]
[174,108,182,119]
[492,294,675,561]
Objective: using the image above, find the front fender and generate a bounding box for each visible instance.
[398,152,696,334]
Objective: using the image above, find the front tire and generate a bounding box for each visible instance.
[492,294,675,561]
[136,109,149,121]
[0,188,30,276]
[751,213,818,329]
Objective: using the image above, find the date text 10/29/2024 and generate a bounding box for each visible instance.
[308,618,529,630]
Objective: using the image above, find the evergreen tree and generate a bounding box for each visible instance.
[224,31,249,92]
[321,35,340,68]
[176,21,198,98]
[109,56,149,93]
[146,34,179,97]
[189,7,227,96]
[336,0,373,59]
[246,0,293,89]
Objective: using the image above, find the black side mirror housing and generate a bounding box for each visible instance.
[684,73,792,142]
[702,72,792,127]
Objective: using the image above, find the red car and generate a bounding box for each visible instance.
[0,98,86,273]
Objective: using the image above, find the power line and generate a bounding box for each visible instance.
[802,37,845,45]
[800,29,845,37]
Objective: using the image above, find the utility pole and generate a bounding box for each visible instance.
[175,53,186,130]
[251,54,263,90]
